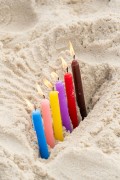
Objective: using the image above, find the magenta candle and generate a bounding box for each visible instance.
[41,99,55,148]
[55,80,72,132]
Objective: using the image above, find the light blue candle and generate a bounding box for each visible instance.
[32,109,49,159]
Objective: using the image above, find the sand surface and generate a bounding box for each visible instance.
[0,0,120,179]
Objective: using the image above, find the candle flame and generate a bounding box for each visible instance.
[69,41,75,57]
[36,83,44,97]
[51,72,58,80]
[44,79,53,89]
[60,57,68,70]
[24,99,34,111]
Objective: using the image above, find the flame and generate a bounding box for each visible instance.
[24,99,34,110]
[69,41,75,57]
[44,79,53,89]
[51,72,58,80]
[60,57,68,70]
[36,83,44,97]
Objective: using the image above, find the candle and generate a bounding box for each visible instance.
[61,57,79,129]
[71,60,87,119]
[55,79,72,132]
[69,42,87,120]
[64,71,79,129]
[36,84,55,148]
[32,109,50,159]
[44,80,64,141]
[41,99,55,148]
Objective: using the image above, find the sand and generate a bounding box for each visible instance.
[0,0,120,179]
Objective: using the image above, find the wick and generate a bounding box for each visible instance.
[43,95,45,99]
[73,54,75,60]
[58,77,59,80]
[52,86,54,91]
[34,104,37,110]
[66,67,68,73]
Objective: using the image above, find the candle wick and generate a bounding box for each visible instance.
[58,77,59,80]
[43,94,45,99]
[34,104,37,110]
[52,86,54,91]
[73,54,75,60]
[66,67,68,73]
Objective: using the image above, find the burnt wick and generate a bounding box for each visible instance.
[66,67,68,73]
[34,104,37,110]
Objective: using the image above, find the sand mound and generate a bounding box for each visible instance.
[47,148,120,180]
[0,0,120,179]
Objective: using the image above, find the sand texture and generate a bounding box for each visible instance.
[0,0,120,179]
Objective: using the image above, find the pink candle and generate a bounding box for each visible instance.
[41,99,55,148]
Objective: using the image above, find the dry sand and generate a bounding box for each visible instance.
[0,0,120,179]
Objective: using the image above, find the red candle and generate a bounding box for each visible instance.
[64,69,79,129]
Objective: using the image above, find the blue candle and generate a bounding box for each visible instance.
[32,109,49,159]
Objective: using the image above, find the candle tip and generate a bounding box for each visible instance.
[69,41,75,57]
[24,98,34,111]
[36,83,45,97]
[44,79,53,89]
[60,57,68,70]
[66,67,68,73]
[51,72,59,81]
[34,104,37,110]
[43,94,45,99]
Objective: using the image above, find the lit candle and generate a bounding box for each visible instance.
[51,72,72,132]
[36,84,55,148]
[44,80,64,141]
[41,99,55,148]
[61,58,79,129]
[69,42,87,120]
[25,99,49,159]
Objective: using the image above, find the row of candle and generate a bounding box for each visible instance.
[25,42,87,159]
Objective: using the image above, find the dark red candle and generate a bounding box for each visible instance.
[71,58,87,120]
[64,70,79,129]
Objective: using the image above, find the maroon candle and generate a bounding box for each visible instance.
[71,57,87,120]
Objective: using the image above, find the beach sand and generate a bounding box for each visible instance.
[0,0,120,179]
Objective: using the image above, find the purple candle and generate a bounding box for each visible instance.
[55,80,72,132]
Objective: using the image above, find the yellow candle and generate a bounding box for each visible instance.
[50,91,64,141]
